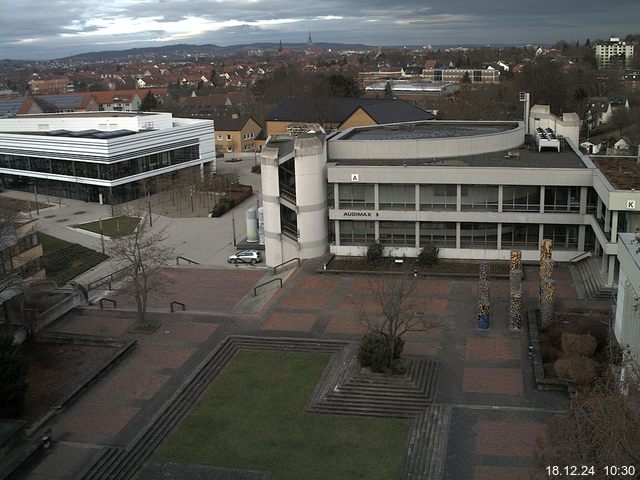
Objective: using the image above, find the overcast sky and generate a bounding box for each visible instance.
[1,0,638,60]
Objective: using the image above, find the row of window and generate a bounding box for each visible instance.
[338,221,583,250]
[216,132,256,141]
[337,184,587,212]
[0,146,199,181]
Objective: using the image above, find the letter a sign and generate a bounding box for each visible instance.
[351,173,359,182]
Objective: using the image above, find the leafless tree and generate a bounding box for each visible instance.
[359,276,440,368]
[106,209,173,327]
[534,350,640,479]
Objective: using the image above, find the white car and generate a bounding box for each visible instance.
[228,249,263,265]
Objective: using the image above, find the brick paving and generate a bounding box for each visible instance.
[21,261,586,480]
[462,367,524,395]
[475,420,547,457]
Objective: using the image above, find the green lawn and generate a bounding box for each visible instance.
[75,216,140,237]
[39,233,108,285]
[157,350,410,480]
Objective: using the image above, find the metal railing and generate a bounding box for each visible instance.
[254,277,282,296]
[176,256,200,265]
[273,257,300,275]
[88,266,130,291]
[99,298,117,309]
[569,251,592,263]
[170,301,186,312]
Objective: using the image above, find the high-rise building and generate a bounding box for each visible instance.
[594,36,635,69]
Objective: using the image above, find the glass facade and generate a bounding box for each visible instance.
[460,223,498,249]
[461,185,499,211]
[544,186,580,212]
[420,185,456,210]
[502,185,541,212]
[338,184,374,210]
[0,145,200,182]
[543,225,579,250]
[379,184,415,210]
[419,222,456,248]
[339,220,375,245]
[379,221,415,246]
[501,223,539,249]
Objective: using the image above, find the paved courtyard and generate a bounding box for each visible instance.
[18,258,608,480]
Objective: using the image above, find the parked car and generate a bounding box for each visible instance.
[228,249,263,265]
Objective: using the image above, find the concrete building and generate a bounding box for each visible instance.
[259,105,639,289]
[595,37,635,69]
[614,233,640,360]
[0,111,215,204]
[421,67,500,84]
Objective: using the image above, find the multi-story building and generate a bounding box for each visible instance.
[595,37,635,69]
[259,105,639,290]
[0,216,45,286]
[213,112,263,156]
[28,77,74,95]
[421,67,500,84]
[614,233,640,359]
[0,112,215,204]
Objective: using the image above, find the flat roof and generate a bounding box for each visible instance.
[329,139,586,169]
[340,121,518,141]
[16,112,156,119]
[592,157,640,190]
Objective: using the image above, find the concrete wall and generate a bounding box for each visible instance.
[528,105,580,146]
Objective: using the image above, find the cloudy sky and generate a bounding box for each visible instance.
[1,0,638,60]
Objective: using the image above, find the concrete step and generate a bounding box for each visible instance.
[399,405,451,480]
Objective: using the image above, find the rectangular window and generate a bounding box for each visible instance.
[379,184,415,210]
[217,134,223,140]
[226,134,232,141]
[420,185,456,210]
[461,185,499,211]
[543,225,579,250]
[502,186,540,212]
[501,224,539,249]
[339,220,375,246]
[338,184,374,210]
[419,222,456,248]
[544,186,580,212]
[379,221,415,246]
[460,223,498,249]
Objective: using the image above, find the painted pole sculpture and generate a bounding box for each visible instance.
[477,263,490,329]
[538,239,553,307]
[509,250,523,330]
[540,278,556,328]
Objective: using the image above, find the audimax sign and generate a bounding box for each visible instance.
[342,211,379,217]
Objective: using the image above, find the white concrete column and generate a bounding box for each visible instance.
[579,186,587,215]
[374,184,379,210]
[604,208,611,233]
[456,184,462,212]
[497,185,503,213]
[538,224,545,246]
[601,252,608,274]
[540,186,545,213]
[415,221,420,249]
[415,184,420,212]
[497,223,502,250]
[333,183,339,209]
[456,222,461,249]
[578,225,586,251]
[611,211,619,241]
[597,197,603,220]
[607,255,616,287]
[375,221,379,241]
[334,220,340,246]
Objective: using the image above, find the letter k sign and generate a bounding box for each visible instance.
[627,200,636,209]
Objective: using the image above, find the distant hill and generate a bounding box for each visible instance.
[64,42,375,61]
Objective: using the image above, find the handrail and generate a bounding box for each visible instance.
[273,257,300,275]
[99,298,117,309]
[176,256,200,265]
[88,266,130,291]
[170,301,186,312]
[254,277,282,296]
[569,251,592,263]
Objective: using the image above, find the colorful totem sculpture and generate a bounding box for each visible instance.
[540,278,556,328]
[477,263,490,329]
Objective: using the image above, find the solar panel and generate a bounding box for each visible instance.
[41,95,84,110]
[47,129,71,136]
[70,129,101,137]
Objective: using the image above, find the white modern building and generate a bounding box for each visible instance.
[0,112,215,203]
[259,105,640,289]
[595,37,635,69]
[614,233,640,360]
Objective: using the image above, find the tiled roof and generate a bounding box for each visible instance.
[266,97,434,124]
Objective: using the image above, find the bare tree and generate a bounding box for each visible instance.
[358,276,440,370]
[534,350,640,479]
[106,209,173,327]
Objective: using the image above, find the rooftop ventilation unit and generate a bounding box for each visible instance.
[535,127,560,152]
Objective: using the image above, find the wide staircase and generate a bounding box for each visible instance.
[572,257,616,301]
